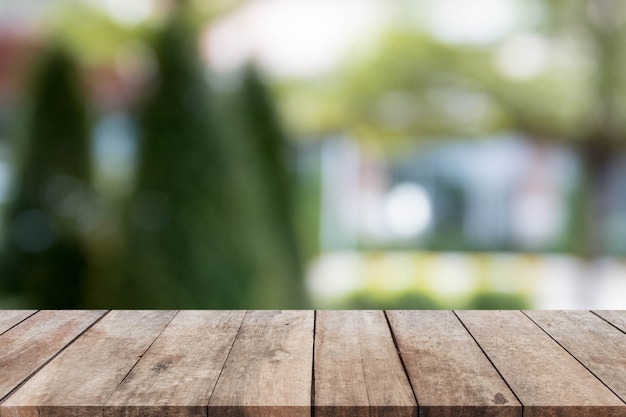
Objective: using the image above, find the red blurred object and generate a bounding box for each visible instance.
[0,25,40,106]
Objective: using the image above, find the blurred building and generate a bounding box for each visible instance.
[318,134,580,253]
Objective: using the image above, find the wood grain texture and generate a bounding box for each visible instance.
[314,310,417,417]
[2,310,626,417]
[594,311,626,334]
[386,310,520,417]
[456,310,626,417]
[104,311,246,417]
[0,310,176,417]
[208,310,313,417]
[525,310,626,403]
[0,311,37,335]
[0,310,105,402]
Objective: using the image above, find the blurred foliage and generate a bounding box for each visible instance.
[110,11,253,308]
[340,291,441,309]
[3,0,625,308]
[90,12,305,309]
[281,29,592,144]
[294,145,322,261]
[466,292,530,310]
[277,0,626,146]
[0,45,92,308]
[182,0,244,27]
[238,67,297,249]
[46,0,244,67]
[47,1,151,67]
[0,1,310,309]
[337,290,529,310]
[278,0,626,257]
[222,65,307,305]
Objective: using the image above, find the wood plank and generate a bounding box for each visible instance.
[594,311,626,334]
[525,310,626,403]
[104,310,246,417]
[314,310,417,417]
[0,310,37,335]
[386,310,520,417]
[208,310,313,417]
[0,310,105,402]
[456,310,625,417]
[0,310,176,417]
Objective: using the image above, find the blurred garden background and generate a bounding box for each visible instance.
[1,0,626,309]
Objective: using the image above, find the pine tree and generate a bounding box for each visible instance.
[0,45,91,308]
[234,65,307,305]
[206,67,307,309]
[117,13,260,308]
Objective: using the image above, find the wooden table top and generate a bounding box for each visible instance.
[0,310,625,417]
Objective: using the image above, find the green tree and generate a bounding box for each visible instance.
[0,45,92,308]
[114,13,302,308]
[235,65,305,303]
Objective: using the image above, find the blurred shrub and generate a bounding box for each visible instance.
[340,291,442,309]
[0,44,92,308]
[465,292,530,310]
[104,12,305,308]
[337,290,530,310]
[212,65,308,308]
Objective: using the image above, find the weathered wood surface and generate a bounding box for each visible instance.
[456,310,625,417]
[387,310,520,417]
[1,310,176,417]
[0,310,36,335]
[0,310,105,402]
[209,310,314,417]
[314,310,417,417]
[594,310,626,333]
[0,310,626,417]
[525,310,626,403]
[105,310,245,417]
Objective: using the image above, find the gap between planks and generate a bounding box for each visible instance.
[456,310,626,417]
[452,310,525,413]
[2,310,626,417]
[383,310,420,412]
[101,310,180,409]
[203,310,247,412]
[0,310,39,336]
[0,310,110,405]
[524,310,626,406]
